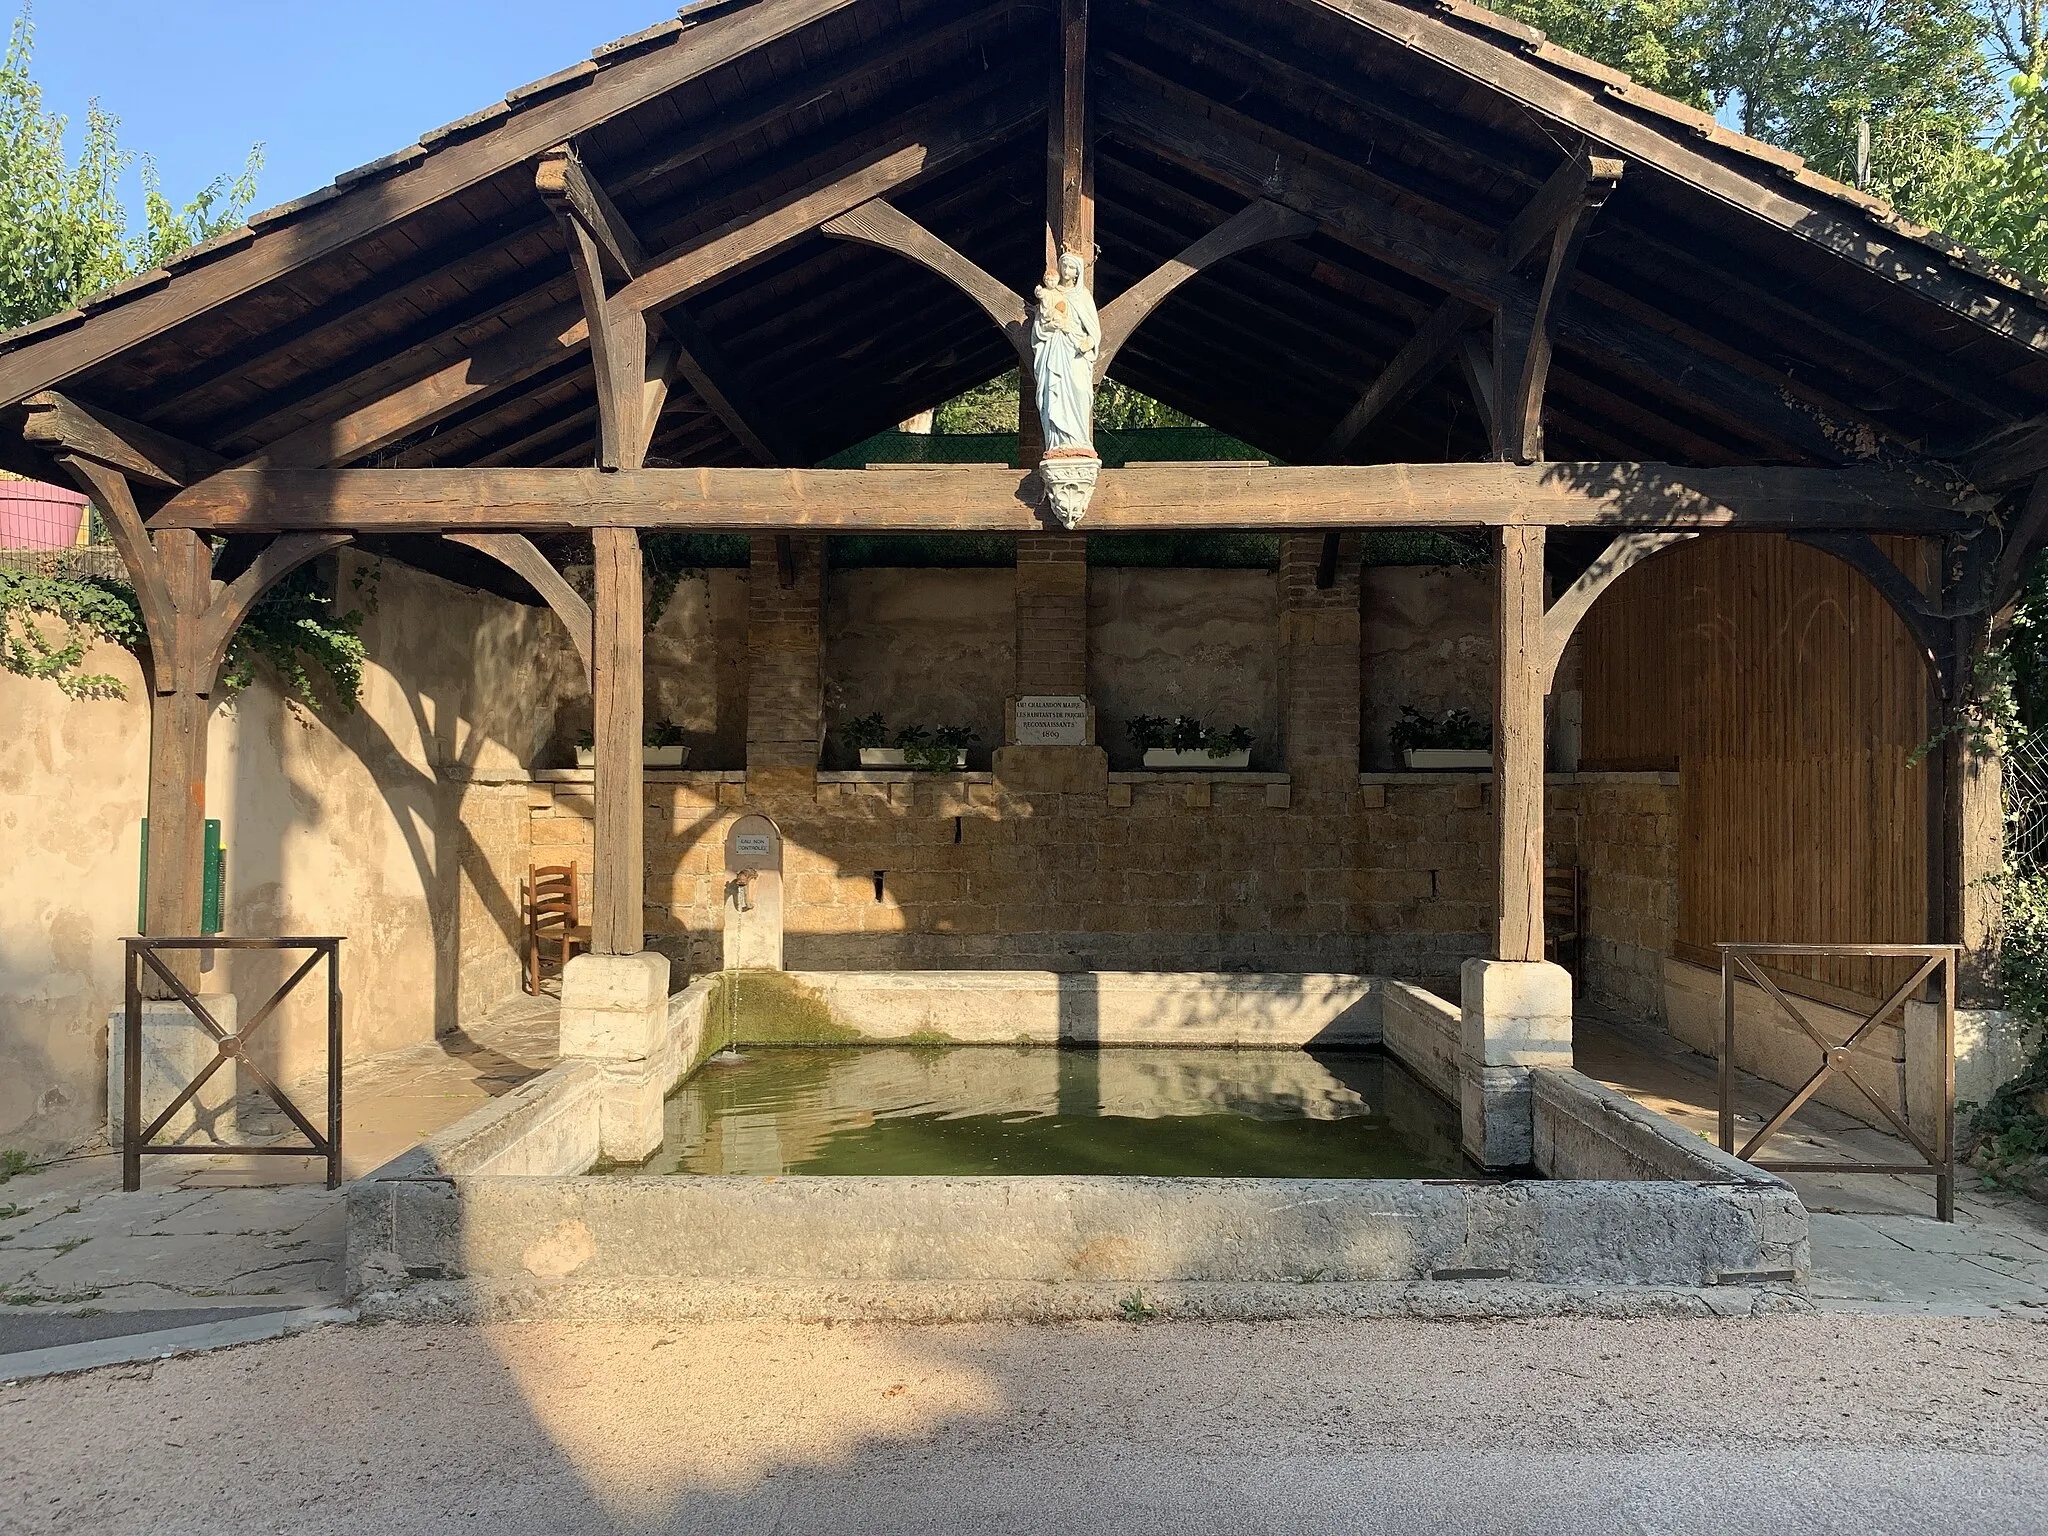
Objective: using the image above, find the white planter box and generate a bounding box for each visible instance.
[858,746,966,770]
[1403,748,1491,770]
[1142,748,1252,771]
[575,745,690,768]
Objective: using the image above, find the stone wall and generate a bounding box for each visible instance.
[822,568,1014,770]
[1547,774,1681,1023]
[0,552,583,1157]
[1360,565,1493,771]
[1089,567,1278,771]
[508,768,1674,992]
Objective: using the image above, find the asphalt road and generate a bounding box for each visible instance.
[3,1315,2044,1533]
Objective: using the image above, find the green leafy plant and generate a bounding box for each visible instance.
[1390,706,1492,755]
[843,711,889,751]
[644,718,684,749]
[0,567,143,696]
[0,1149,32,1184]
[1117,1288,1157,1322]
[896,722,977,771]
[1127,714,1253,757]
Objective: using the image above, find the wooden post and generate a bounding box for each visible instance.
[1494,524,1546,961]
[591,526,645,955]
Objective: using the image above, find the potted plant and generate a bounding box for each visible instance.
[1391,706,1492,769]
[574,719,690,769]
[1128,714,1254,770]
[846,714,977,770]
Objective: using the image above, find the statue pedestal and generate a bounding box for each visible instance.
[1038,450,1100,529]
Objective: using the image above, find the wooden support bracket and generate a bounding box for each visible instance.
[1538,530,1697,690]
[443,532,594,685]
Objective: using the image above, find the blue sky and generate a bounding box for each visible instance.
[23,1,681,223]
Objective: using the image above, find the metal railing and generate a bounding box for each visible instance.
[122,937,344,1191]
[1717,943,1956,1221]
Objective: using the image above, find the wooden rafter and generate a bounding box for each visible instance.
[1496,158,1622,463]
[1319,153,1620,461]
[822,200,1032,363]
[151,461,1980,535]
[0,0,872,409]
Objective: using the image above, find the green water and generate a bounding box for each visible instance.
[608,1046,1474,1179]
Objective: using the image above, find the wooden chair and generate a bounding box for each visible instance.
[525,863,591,995]
[1544,866,1584,992]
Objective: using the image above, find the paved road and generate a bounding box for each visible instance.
[4,1315,2044,1533]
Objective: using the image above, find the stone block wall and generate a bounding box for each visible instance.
[1547,774,1681,1023]
[744,535,824,772]
[505,770,1674,993]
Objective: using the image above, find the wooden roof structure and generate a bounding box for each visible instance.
[34,0,2042,976]
[3,0,2046,494]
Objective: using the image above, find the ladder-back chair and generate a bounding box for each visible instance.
[525,862,591,994]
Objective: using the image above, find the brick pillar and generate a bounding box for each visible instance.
[1278,533,1362,797]
[745,534,824,798]
[995,533,1105,793]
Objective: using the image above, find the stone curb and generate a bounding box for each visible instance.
[0,1305,357,1383]
[357,1279,1815,1324]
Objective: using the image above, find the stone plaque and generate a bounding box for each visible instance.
[724,814,783,873]
[1015,694,1089,747]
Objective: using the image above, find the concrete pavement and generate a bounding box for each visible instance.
[2,1314,2044,1533]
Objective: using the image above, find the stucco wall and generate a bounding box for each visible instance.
[0,552,583,1157]
[1088,568,1279,771]
[1360,566,1492,771]
[821,568,1014,770]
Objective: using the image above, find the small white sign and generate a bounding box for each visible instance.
[734,832,775,859]
[1015,695,1088,747]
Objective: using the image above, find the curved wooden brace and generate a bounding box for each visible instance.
[1990,473,2048,614]
[55,453,182,685]
[443,532,594,686]
[822,200,1031,364]
[1790,531,1957,700]
[195,533,353,684]
[1094,199,1314,379]
[1538,530,1698,691]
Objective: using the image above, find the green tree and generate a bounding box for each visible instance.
[0,6,261,331]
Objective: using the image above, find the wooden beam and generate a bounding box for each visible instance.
[1497,162,1621,463]
[1458,333,1495,438]
[1538,530,1697,688]
[541,143,782,467]
[590,526,644,955]
[236,86,1038,473]
[1319,302,1472,461]
[154,462,1984,534]
[1968,415,2048,489]
[1095,199,1315,377]
[24,391,224,488]
[613,82,1040,317]
[195,533,352,682]
[1053,0,1092,269]
[0,0,869,410]
[1991,474,2048,612]
[822,200,1031,361]
[1104,82,1934,469]
[444,532,594,683]
[1320,153,1621,462]
[1494,524,1546,963]
[536,144,645,281]
[1791,531,1958,698]
[1287,0,2048,358]
[57,455,181,684]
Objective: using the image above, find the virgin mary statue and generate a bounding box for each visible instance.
[1032,250,1100,453]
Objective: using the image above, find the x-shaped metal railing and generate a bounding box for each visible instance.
[1717,943,1956,1221]
[122,937,343,1191]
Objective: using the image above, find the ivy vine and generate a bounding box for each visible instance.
[0,555,371,713]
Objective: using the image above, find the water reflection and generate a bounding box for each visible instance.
[611,1047,1471,1180]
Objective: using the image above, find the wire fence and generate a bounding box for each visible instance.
[2006,731,2048,872]
[0,480,125,580]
